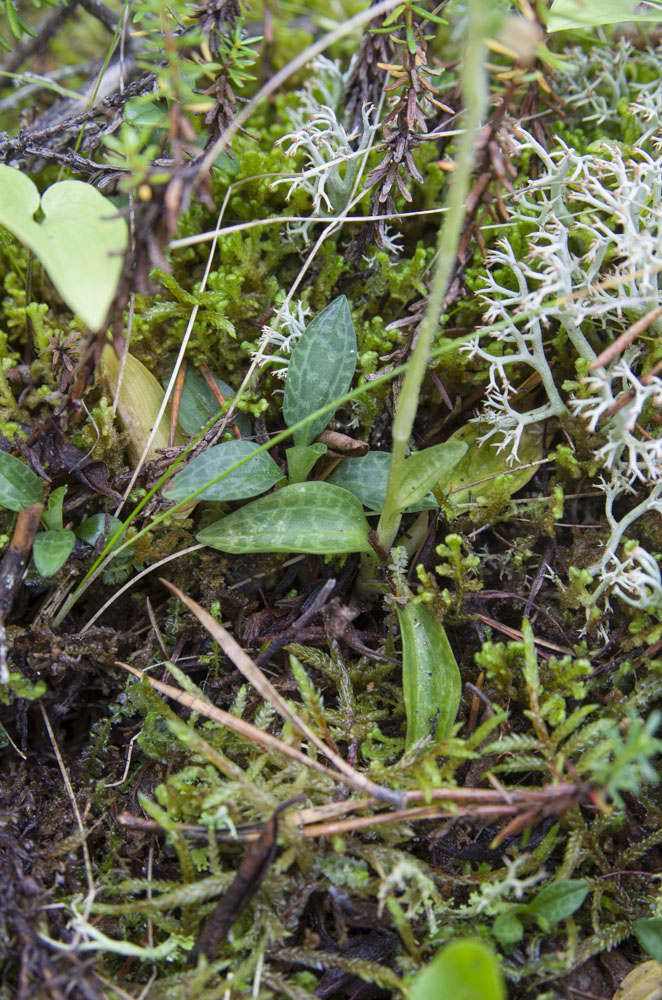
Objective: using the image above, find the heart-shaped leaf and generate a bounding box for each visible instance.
[0,450,44,512]
[283,296,357,446]
[328,451,438,512]
[197,482,372,554]
[165,440,284,502]
[33,529,75,577]
[0,165,128,331]
[409,939,506,1000]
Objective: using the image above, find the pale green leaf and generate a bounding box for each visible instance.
[0,165,128,331]
[286,443,327,484]
[197,482,372,554]
[42,485,67,531]
[547,0,662,31]
[438,422,543,506]
[283,296,357,446]
[165,440,284,502]
[397,600,461,749]
[33,529,75,577]
[328,451,438,512]
[396,440,468,513]
[409,939,506,1000]
[0,450,44,511]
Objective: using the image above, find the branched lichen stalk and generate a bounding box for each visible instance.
[376,0,490,553]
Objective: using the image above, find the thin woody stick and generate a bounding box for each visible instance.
[159,579,405,808]
[589,305,662,370]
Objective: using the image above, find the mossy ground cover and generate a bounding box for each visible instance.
[1,3,662,999]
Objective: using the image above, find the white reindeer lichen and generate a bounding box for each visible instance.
[467,87,662,615]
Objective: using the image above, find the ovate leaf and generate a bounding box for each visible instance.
[397,600,461,749]
[396,440,468,513]
[197,482,372,554]
[525,879,589,923]
[283,296,357,446]
[0,450,44,511]
[165,440,284,502]
[33,529,75,577]
[409,939,506,1000]
[328,451,438,512]
[0,165,127,331]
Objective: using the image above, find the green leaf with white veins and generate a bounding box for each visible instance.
[0,165,127,332]
[165,440,284,502]
[197,482,372,554]
[283,296,357,446]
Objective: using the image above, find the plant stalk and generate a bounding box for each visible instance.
[376,0,490,553]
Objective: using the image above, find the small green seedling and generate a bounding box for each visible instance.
[0,449,129,580]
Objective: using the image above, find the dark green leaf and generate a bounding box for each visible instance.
[33,529,75,577]
[168,368,251,436]
[283,296,357,446]
[197,482,372,554]
[165,440,284,502]
[397,600,461,748]
[76,514,125,550]
[525,880,589,922]
[328,451,438,512]
[0,450,44,512]
[636,918,662,963]
[409,938,506,1000]
[286,443,327,484]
